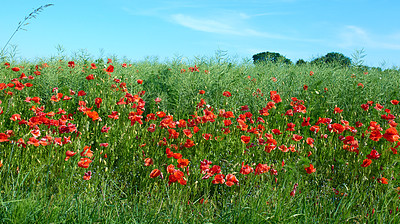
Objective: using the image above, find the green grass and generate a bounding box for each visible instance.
[0,57,400,223]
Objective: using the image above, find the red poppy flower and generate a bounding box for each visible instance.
[64,150,76,161]
[391,100,399,105]
[0,133,11,142]
[150,169,161,178]
[184,139,195,148]
[101,125,111,133]
[286,123,295,131]
[202,133,212,140]
[78,90,86,96]
[302,117,311,126]
[292,134,303,141]
[183,129,192,138]
[240,162,254,175]
[254,163,270,175]
[378,177,388,184]
[225,174,239,186]
[83,171,92,180]
[383,127,399,142]
[12,67,20,72]
[68,61,75,68]
[177,158,189,168]
[78,158,92,168]
[223,91,231,97]
[95,98,102,108]
[306,137,314,147]
[86,74,94,80]
[366,149,380,160]
[334,107,343,114]
[199,90,205,94]
[144,158,154,166]
[106,65,114,73]
[270,91,282,103]
[80,146,94,158]
[100,143,109,147]
[361,159,372,167]
[305,164,316,174]
[212,174,225,184]
[241,135,251,144]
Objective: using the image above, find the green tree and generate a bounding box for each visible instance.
[311,52,351,67]
[252,51,292,65]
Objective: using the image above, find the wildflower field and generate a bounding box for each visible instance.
[0,57,399,223]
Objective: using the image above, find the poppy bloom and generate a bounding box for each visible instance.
[144,158,153,166]
[184,139,195,148]
[254,163,270,175]
[81,146,94,158]
[334,107,343,114]
[100,143,109,147]
[391,100,399,105]
[306,137,314,147]
[225,174,239,186]
[361,159,372,167]
[64,150,77,161]
[95,98,102,108]
[286,123,295,131]
[177,158,189,168]
[366,149,380,160]
[383,127,399,142]
[106,65,114,73]
[78,90,86,96]
[305,164,316,174]
[83,171,92,180]
[150,169,161,178]
[240,162,254,175]
[302,117,311,126]
[101,125,111,133]
[137,79,143,84]
[78,158,92,168]
[378,177,388,184]
[292,134,303,141]
[241,135,251,144]
[199,90,205,94]
[212,174,225,184]
[223,91,231,97]
[183,129,192,138]
[86,74,94,80]
[12,67,20,72]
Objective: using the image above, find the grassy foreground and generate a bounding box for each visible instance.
[0,57,400,223]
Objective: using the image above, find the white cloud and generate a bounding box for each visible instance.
[339,25,400,50]
[170,13,320,43]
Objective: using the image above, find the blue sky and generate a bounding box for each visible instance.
[1,0,399,67]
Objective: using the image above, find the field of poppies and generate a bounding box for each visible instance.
[0,57,399,223]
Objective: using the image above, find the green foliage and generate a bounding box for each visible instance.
[252,51,292,65]
[311,52,352,67]
[296,59,307,66]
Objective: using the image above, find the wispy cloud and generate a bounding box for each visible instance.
[339,25,400,50]
[170,14,319,42]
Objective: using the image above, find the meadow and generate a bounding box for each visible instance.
[0,56,399,223]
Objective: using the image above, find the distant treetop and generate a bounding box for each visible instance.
[252,51,292,65]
